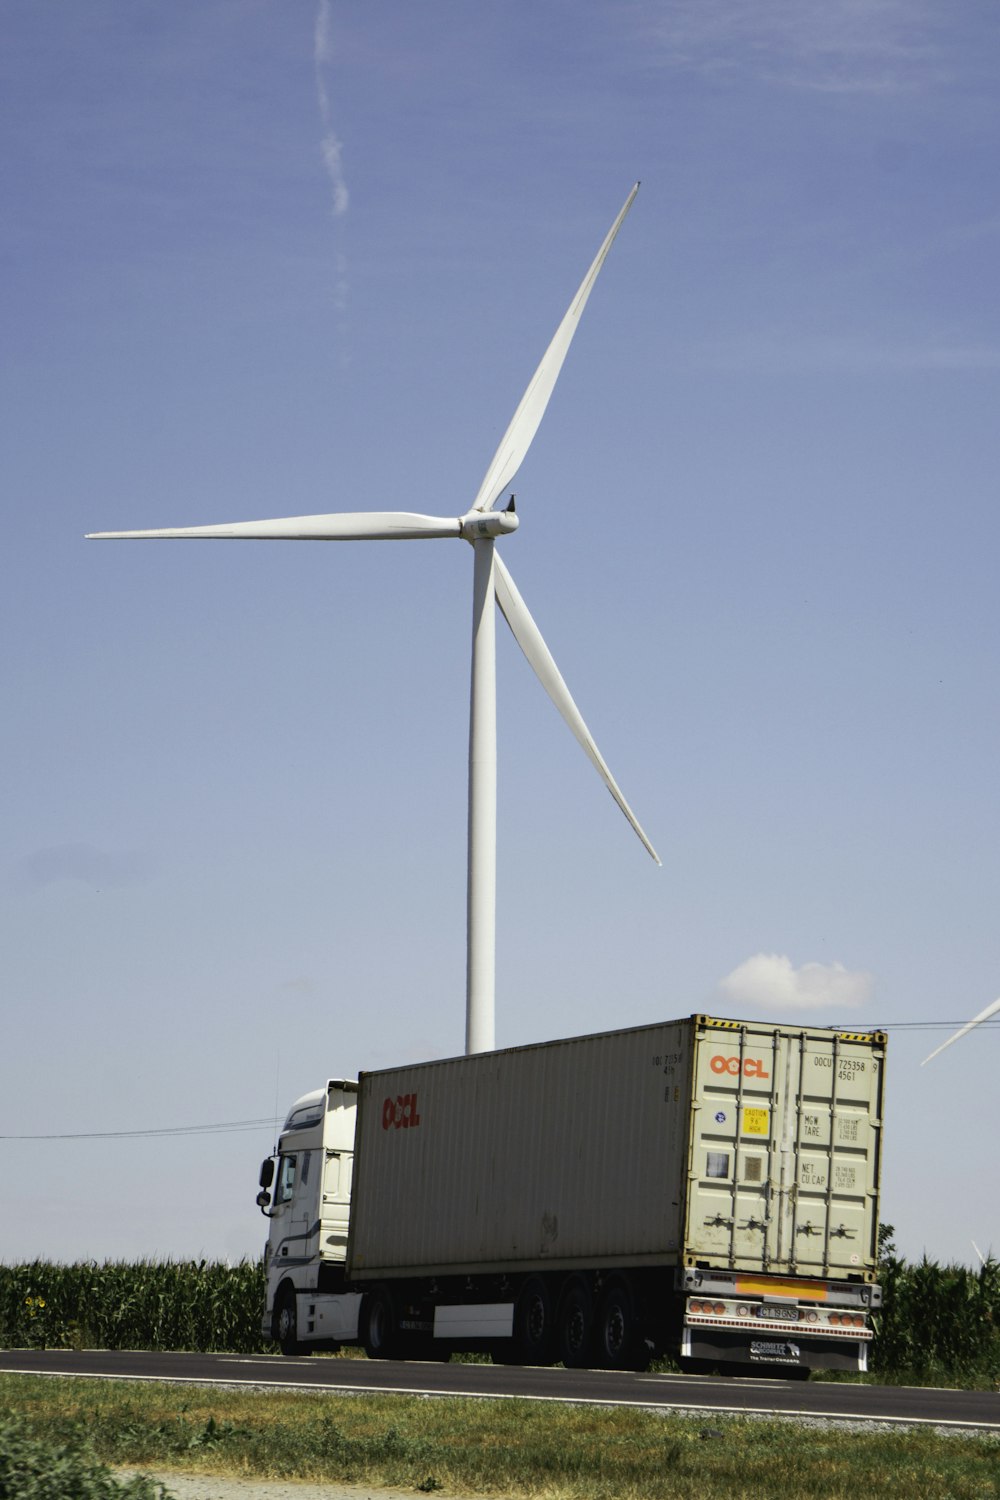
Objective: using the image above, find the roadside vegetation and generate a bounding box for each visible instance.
[2,1374,1000,1500]
[2,1232,999,1387]
[871,1226,1000,1388]
[0,1408,169,1499]
[0,1260,265,1356]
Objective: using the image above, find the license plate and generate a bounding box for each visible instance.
[757,1304,799,1322]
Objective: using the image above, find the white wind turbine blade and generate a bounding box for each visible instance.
[470,182,640,516]
[87,512,463,542]
[494,553,660,864]
[921,995,1000,1065]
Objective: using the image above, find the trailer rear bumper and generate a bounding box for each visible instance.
[682,1325,868,1373]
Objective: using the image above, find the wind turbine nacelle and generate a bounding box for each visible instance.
[460,511,519,541]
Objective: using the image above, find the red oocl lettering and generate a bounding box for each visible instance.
[381,1093,422,1130]
[709,1055,770,1080]
[402,1093,421,1128]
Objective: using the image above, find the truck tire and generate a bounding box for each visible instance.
[499,1275,555,1365]
[595,1279,649,1371]
[557,1275,594,1369]
[274,1285,307,1356]
[361,1285,399,1360]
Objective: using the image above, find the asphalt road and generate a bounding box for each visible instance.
[2,1348,999,1433]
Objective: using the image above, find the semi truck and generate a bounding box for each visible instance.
[256,1014,886,1376]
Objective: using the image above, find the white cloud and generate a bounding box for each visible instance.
[695,334,1000,375]
[314,0,334,66]
[320,134,349,218]
[314,1,349,220]
[15,842,154,890]
[719,952,873,1011]
[638,0,951,95]
[280,976,319,994]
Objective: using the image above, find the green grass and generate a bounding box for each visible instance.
[2,1374,999,1500]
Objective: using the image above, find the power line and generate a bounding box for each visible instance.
[839,1021,1000,1032]
[0,1117,280,1142]
[4,1019,997,1142]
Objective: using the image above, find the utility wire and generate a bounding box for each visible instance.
[4,1019,997,1142]
[0,1117,280,1142]
[838,1021,1000,1032]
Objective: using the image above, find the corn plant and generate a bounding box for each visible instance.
[0,1260,270,1353]
[871,1225,1000,1384]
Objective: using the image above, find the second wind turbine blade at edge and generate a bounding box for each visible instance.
[921,994,1000,1065]
[493,553,660,865]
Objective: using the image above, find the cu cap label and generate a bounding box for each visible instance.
[382,1093,421,1130]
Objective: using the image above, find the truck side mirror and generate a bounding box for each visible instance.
[259,1158,275,1189]
[256,1189,272,1208]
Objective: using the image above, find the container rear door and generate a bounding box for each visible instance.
[685,1020,885,1278]
[786,1028,885,1277]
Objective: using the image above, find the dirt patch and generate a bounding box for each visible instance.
[116,1470,484,1500]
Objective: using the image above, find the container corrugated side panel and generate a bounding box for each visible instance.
[348,1020,694,1278]
[684,1019,886,1277]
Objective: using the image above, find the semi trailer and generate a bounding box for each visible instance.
[257,1014,886,1375]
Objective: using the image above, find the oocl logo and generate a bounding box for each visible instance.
[710,1054,770,1080]
[382,1093,421,1131]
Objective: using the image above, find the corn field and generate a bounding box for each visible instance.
[871,1227,1000,1385]
[1,1242,998,1382]
[0,1259,269,1354]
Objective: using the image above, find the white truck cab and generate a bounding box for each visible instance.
[257,1079,362,1353]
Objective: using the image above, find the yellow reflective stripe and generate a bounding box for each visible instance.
[735,1277,829,1301]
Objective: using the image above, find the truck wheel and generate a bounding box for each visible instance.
[274,1286,306,1356]
[557,1276,594,1369]
[362,1285,399,1360]
[502,1275,555,1365]
[595,1280,649,1372]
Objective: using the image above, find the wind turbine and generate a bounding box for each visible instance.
[921,995,1000,1065]
[88,182,660,1056]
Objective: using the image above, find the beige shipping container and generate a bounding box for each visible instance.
[347,1015,886,1284]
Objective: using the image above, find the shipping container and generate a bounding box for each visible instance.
[349,1015,885,1281]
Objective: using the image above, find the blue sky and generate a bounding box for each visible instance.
[2,0,998,1267]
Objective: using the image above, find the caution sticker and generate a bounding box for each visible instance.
[742,1106,770,1137]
